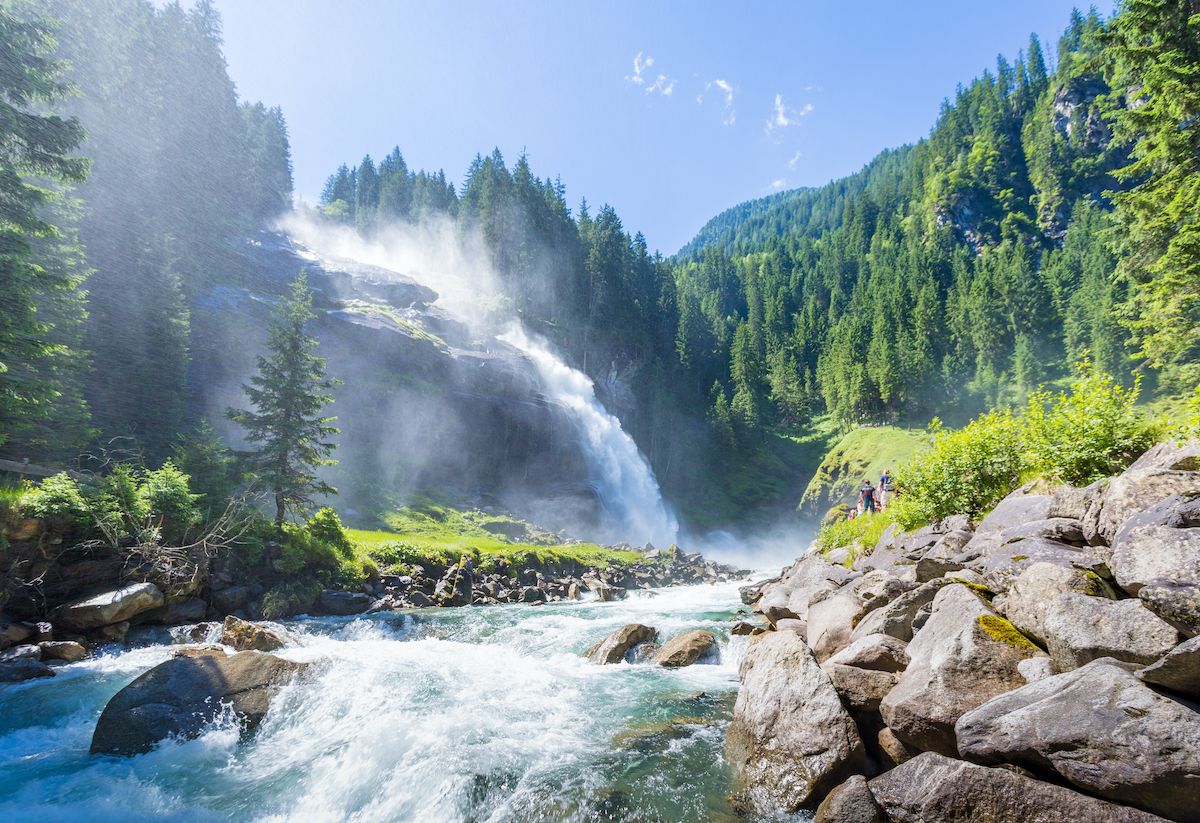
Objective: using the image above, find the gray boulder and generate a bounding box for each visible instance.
[434,562,474,607]
[587,623,656,664]
[850,578,950,643]
[1042,594,1180,670]
[808,571,913,661]
[90,651,308,755]
[813,775,884,823]
[753,552,853,625]
[144,597,208,625]
[1002,517,1087,546]
[726,630,865,815]
[317,589,371,615]
[653,629,716,667]
[219,615,290,652]
[955,657,1200,821]
[963,486,1053,556]
[825,633,909,673]
[869,752,1169,823]
[1139,635,1200,697]
[55,583,164,630]
[879,584,1046,755]
[971,536,1100,594]
[821,662,897,713]
[1108,496,1200,635]
[1002,561,1114,643]
[211,585,251,614]
[1094,467,1200,547]
[39,640,87,663]
[0,658,56,682]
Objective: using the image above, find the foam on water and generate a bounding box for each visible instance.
[0,582,759,823]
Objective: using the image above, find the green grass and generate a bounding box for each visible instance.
[814,509,895,567]
[346,500,651,575]
[799,425,928,516]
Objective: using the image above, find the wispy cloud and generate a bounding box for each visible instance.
[770,178,787,190]
[626,51,675,96]
[765,93,813,135]
[787,151,802,170]
[698,79,736,125]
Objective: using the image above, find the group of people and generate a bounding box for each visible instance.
[847,469,895,519]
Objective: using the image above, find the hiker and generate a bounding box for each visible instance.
[879,468,894,508]
[859,478,877,515]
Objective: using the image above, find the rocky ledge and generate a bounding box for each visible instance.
[731,439,1200,823]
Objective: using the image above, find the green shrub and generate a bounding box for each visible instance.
[815,509,894,560]
[275,519,364,589]
[96,463,150,537]
[892,411,1025,529]
[1023,366,1153,485]
[306,507,354,559]
[19,473,90,529]
[261,580,322,619]
[139,461,201,542]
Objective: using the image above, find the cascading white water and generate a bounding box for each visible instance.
[500,324,679,548]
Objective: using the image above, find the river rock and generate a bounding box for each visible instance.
[434,562,474,607]
[588,623,657,664]
[144,597,208,625]
[219,615,290,652]
[38,640,87,663]
[869,752,1169,823]
[726,630,865,815]
[1138,635,1200,697]
[211,585,251,614]
[0,618,33,650]
[1002,561,1113,643]
[171,645,227,659]
[955,657,1200,821]
[876,727,916,767]
[971,535,1100,594]
[1042,593,1180,670]
[825,633,909,673]
[879,584,1046,756]
[0,658,56,682]
[1094,467,1200,547]
[54,583,164,630]
[654,629,716,667]
[407,590,432,607]
[90,651,308,755]
[0,643,41,661]
[821,662,897,713]
[753,552,853,625]
[808,571,912,662]
[850,578,950,643]
[813,775,884,823]
[963,487,1053,555]
[317,589,371,615]
[1108,495,1200,635]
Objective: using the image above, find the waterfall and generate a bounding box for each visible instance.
[500,324,679,548]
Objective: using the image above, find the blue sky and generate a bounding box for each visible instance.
[210,1,1115,254]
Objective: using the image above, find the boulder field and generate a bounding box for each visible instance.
[733,439,1200,822]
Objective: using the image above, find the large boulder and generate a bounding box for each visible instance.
[869,752,1169,823]
[1002,561,1114,643]
[219,615,291,652]
[821,662,897,713]
[587,623,657,664]
[970,536,1101,594]
[1108,495,1200,636]
[1093,467,1200,547]
[955,657,1200,821]
[850,578,950,643]
[317,589,371,616]
[962,486,1053,556]
[434,562,474,607]
[39,640,87,663]
[653,629,716,667]
[54,583,164,630]
[144,597,208,625]
[211,584,251,614]
[879,584,1047,755]
[825,633,909,673]
[813,775,884,823]
[808,571,912,662]
[0,658,56,682]
[1138,635,1200,697]
[1042,593,1180,670]
[753,552,854,625]
[726,631,865,815]
[90,651,308,755]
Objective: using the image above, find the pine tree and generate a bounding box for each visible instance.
[228,273,340,525]
[0,5,89,451]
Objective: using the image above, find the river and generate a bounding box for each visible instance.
[0,581,758,823]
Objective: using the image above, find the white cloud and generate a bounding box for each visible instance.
[766,93,813,135]
[698,78,736,125]
[787,151,802,170]
[770,178,786,190]
[626,52,675,96]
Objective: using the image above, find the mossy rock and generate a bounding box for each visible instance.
[976,614,1040,651]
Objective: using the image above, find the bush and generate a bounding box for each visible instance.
[95,464,150,538]
[139,461,201,543]
[19,473,90,529]
[815,509,894,563]
[306,507,354,559]
[892,411,1025,529]
[275,517,364,589]
[1023,366,1152,485]
[261,580,321,619]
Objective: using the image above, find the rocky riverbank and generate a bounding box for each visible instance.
[0,546,741,684]
[731,438,1200,822]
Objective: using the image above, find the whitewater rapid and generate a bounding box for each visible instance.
[500,325,679,549]
[0,583,750,823]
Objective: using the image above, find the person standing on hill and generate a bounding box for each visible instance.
[859,478,877,515]
[879,469,894,508]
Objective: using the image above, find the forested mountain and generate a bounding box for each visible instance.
[0,0,291,463]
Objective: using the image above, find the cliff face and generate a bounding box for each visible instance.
[190,232,601,532]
